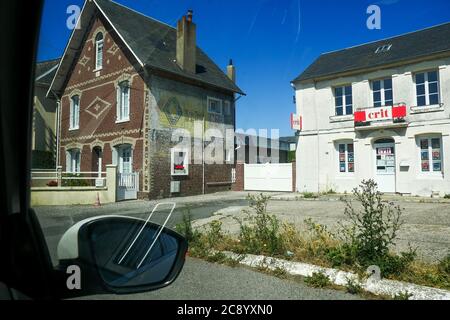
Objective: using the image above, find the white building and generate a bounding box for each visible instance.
[292,23,450,196]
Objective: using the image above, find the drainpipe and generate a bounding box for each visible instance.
[51,89,61,170]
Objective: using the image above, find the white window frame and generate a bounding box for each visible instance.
[69,95,80,130]
[415,70,440,107]
[68,149,81,173]
[118,145,132,174]
[371,77,393,107]
[417,135,443,176]
[171,148,189,176]
[207,97,223,115]
[95,32,104,71]
[334,85,353,116]
[116,81,130,123]
[337,142,355,174]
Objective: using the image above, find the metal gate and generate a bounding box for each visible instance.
[117,172,139,201]
[244,163,293,192]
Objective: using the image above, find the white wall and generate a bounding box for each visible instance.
[294,57,450,196]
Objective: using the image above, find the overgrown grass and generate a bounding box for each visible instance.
[304,271,331,288]
[303,192,318,199]
[177,184,450,291]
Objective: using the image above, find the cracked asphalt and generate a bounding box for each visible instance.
[33,191,449,300]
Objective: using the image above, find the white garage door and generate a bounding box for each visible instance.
[244,163,293,192]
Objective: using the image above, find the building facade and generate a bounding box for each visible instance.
[32,58,60,169]
[48,0,243,200]
[292,23,450,196]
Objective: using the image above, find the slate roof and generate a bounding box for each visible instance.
[94,0,243,94]
[35,58,60,86]
[293,22,450,83]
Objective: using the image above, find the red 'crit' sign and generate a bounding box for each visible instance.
[366,106,392,121]
[354,105,407,124]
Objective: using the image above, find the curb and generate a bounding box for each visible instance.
[222,252,450,300]
[271,195,450,204]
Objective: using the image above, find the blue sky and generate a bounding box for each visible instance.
[38,0,450,136]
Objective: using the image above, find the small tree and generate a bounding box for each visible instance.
[342,179,403,265]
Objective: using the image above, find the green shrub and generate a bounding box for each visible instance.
[272,266,288,278]
[206,220,224,248]
[345,278,363,294]
[304,271,331,288]
[206,252,227,263]
[393,291,413,300]
[303,192,317,199]
[322,188,336,195]
[175,210,201,244]
[443,194,450,199]
[339,179,414,276]
[372,249,417,277]
[236,194,285,256]
[325,243,358,268]
[62,173,90,187]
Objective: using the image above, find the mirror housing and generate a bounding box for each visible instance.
[56,215,187,297]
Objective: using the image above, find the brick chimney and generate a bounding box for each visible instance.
[176,10,196,73]
[227,59,236,83]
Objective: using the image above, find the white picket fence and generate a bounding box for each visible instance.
[31,169,106,188]
[117,172,139,201]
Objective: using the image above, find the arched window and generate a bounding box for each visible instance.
[95,32,104,70]
[117,80,130,122]
[70,95,80,130]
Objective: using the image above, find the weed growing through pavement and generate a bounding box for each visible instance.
[393,291,413,300]
[178,182,449,290]
[345,277,364,295]
[304,271,331,288]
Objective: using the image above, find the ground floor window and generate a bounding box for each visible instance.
[419,137,442,173]
[338,143,354,173]
[67,148,80,173]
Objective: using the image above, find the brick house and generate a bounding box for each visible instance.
[48,0,244,200]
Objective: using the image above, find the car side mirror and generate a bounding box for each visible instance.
[56,215,187,297]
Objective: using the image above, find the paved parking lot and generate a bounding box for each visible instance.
[35,191,450,263]
[194,194,450,263]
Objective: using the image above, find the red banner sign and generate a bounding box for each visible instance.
[354,104,406,124]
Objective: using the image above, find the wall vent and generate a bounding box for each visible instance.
[170,181,181,193]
